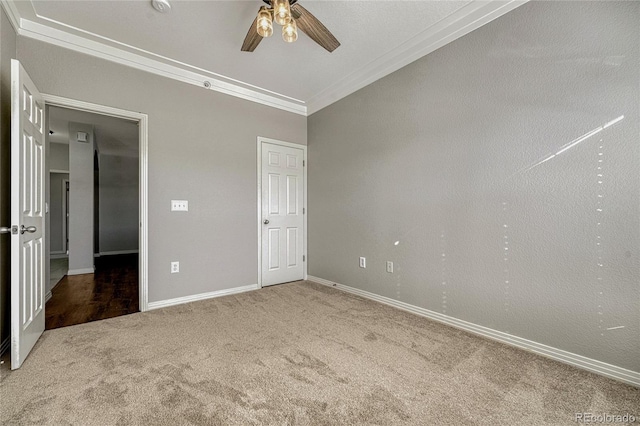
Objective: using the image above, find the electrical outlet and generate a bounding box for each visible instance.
[359,257,366,268]
[386,261,393,273]
[171,200,188,211]
[171,261,180,273]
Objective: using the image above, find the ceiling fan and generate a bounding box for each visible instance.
[241,0,340,53]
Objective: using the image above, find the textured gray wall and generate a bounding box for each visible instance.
[49,173,68,254]
[16,36,307,303]
[308,1,639,372]
[68,123,95,273]
[99,154,138,254]
[49,143,69,171]
[0,6,17,348]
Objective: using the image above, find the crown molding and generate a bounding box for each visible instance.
[306,0,528,115]
[3,0,527,117]
[1,0,21,32]
[3,0,307,115]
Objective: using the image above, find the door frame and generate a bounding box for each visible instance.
[46,173,69,258]
[62,177,68,255]
[42,94,150,312]
[256,137,307,288]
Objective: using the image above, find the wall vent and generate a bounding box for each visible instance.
[76,132,88,143]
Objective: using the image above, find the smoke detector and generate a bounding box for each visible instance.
[151,0,171,13]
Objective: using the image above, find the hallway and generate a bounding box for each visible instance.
[45,254,139,330]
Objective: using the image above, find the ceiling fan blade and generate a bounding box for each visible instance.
[291,4,340,53]
[241,14,263,52]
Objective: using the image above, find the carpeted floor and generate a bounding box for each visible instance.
[1,281,638,425]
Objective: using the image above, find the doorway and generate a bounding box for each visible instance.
[257,137,307,287]
[43,95,148,322]
[45,103,144,329]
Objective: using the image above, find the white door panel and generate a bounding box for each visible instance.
[261,142,304,286]
[11,59,46,370]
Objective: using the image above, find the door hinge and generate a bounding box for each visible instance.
[303,208,305,214]
[303,160,305,167]
[303,255,306,262]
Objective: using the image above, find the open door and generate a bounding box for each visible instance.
[10,59,46,369]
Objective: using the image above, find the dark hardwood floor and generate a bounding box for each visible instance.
[45,254,139,330]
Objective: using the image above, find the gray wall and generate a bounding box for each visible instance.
[49,143,69,171]
[49,173,68,254]
[50,132,139,256]
[308,1,639,372]
[16,36,307,303]
[99,154,138,254]
[0,6,17,348]
[68,123,95,273]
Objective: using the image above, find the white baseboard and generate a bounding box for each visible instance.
[51,278,63,291]
[50,252,68,259]
[67,267,95,276]
[147,284,259,311]
[95,250,139,257]
[0,336,9,356]
[307,275,640,388]
[45,291,52,302]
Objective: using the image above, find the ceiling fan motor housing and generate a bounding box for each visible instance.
[262,0,298,5]
[151,0,171,13]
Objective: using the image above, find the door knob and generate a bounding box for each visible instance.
[0,226,11,234]
[263,219,269,225]
[20,225,37,234]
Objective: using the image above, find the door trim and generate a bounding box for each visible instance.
[41,94,150,312]
[256,137,307,288]
[61,177,68,255]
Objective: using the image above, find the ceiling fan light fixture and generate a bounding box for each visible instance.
[256,6,273,38]
[272,0,291,26]
[241,1,339,52]
[282,18,298,43]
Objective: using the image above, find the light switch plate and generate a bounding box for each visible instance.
[359,257,366,268]
[386,261,394,273]
[171,200,188,211]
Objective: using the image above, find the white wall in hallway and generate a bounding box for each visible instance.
[49,172,68,254]
[49,143,68,171]
[68,122,94,274]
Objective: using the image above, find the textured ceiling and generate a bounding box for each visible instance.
[49,106,139,158]
[22,1,471,102]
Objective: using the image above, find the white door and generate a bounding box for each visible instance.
[11,59,46,370]
[261,142,304,286]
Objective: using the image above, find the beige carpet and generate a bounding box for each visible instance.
[1,281,638,425]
